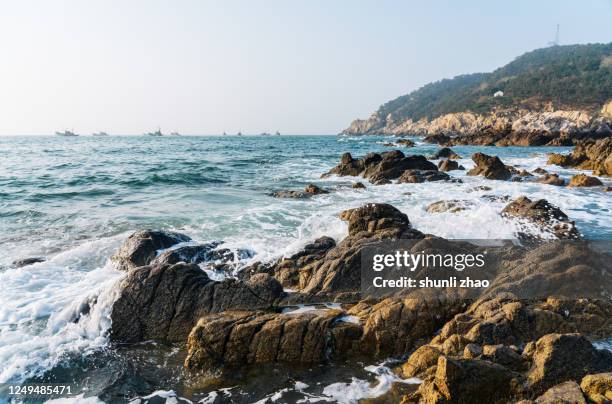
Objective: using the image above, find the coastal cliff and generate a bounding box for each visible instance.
[342,43,612,145]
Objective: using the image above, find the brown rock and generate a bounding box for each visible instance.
[426,200,474,213]
[397,138,415,147]
[547,138,612,176]
[568,174,603,187]
[431,147,461,160]
[535,174,565,186]
[533,168,549,175]
[401,345,443,378]
[438,159,465,171]
[535,381,586,404]
[398,169,453,183]
[467,153,512,180]
[580,373,612,404]
[352,181,366,189]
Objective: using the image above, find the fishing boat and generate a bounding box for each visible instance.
[222,131,227,136]
[144,128,163,137]
[259,132,271,136]
[169,132,181,136]
[55,130,79,137]
[275,131,280,136]
[237,131,243,136]
[92,132,109,137]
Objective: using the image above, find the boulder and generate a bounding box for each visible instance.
[426,200,474,213]
[184,309,362,370]
[431,147,461,160]
[568,174,603,187]
[467,153,512,180]
[398,169,453,183]
[501,196,580,239]
[352,181,366,189]
[110,263,283,343]
[580,373,612,404]
[438,159,464,171]
[150,242,247,267]
[416,356,520,403]
[534,381,586,404]
[527,333,612,395]
[273,184,330,198]
[401,345,443,378]
[397,138,415,147]
[482,344,527,371]
[110,230,192,271]
[535,174,565,186]
[423,133,452,145]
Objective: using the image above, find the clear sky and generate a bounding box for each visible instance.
[0,0,611,135]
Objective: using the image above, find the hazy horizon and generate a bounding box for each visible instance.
[1,0,611,136]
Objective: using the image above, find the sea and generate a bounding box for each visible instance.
[0,135,610,403]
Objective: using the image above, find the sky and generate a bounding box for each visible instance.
[0,0,611,135]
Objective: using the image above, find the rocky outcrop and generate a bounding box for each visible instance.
[110,263,283,343]
[527,333,612,395]
[110,230,192,271]
[534,381,586,404]
[342,108,612,146]
[467,153,512,180]
[323,150,437,184]
[501,196,580,239]
[548,137,612,176]
[568,174,604,187]
[430,147,461,160]
[580,373,612,404]
[534,173,565,186]
[273,184,330,198]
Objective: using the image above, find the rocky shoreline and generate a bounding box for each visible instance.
[342,102,612,147]
[101,144,612,403]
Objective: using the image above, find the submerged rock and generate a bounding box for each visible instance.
[110,230,192,271]
[467,153,512,180]
[352,181,366,189]
[273,184,330,198]
[12,257,45,267]
[501,196,580,239]
[568,174,603,187]
[397,138,415,147]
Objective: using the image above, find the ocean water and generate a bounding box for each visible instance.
[0,135,610,402]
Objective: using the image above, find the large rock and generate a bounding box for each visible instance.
[12,257,45,268]
[534,381,586,404]
[184,309,362,370]
[534,173,565,186]
[273,184,330,198]
[568,174,603,187]
[548,138,612,176]
[527,333,612,395]
[467,153,512,180]
[110,230,192,271]
[110,263,283,343]
[501,196,580,239]
[416,356,520,403]
[580,373,612,404]
[438,159,464,171]
[324,150,437,184]
[431,147,461,160]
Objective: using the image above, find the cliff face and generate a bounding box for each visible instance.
[342,103,612,145]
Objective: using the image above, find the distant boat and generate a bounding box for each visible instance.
[55,130,78,137]
[222,131,227,136]
[275,131,281,136]
[92,132,109,137]
[170,132,181,136]
[260,132,271,136]
[144,128,163,137]
[237,131,243,136]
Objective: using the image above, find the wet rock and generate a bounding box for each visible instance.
[110,263,283,343]
[580,373,612,404]
[533,168,548,175]
[467,153,512,180]
[397,138,415,147]
[547,138,612,176]
[12,257,45,267]
[431,147,461,160]
[416,356,520,403]
[468,185,492,192]
[480,194,512,203]
[527,333,612,395]
[534,381,586,404]
[568,174,603,187]
[426,200,474,213]
[438,159,464,171]
[324,151,437,184]
[352,181,366,189]
[111,230,192,271]
[273,184,330,198]
[184,309,362,370]
[534,173,565,186]
[501,196,580,239]
[397,169,453,183]
[150,242,250,267]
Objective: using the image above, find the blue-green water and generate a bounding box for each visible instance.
[0,135,610,401]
